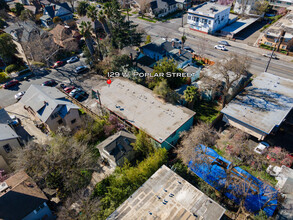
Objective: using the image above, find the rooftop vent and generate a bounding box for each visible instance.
[0,182,9,193]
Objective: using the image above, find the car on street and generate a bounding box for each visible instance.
[184,46,194,53]
[64,86,76,93]
[263,53,278,59]
[218,40,230,46]
[67,56,79,63]
[14,91,26,101]
[52,61,64,68]
[42,79,57,87]
[171,38,182,44]
[3,79,19,89]
[254,142,270,154]
[74,66,88,74]
[214,45,228,51]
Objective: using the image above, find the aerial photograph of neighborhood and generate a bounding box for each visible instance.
[0,0,293,218]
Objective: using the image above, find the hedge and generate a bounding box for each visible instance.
[0,72,10,83]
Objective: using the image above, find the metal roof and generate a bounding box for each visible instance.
[107,165,226,220]
[221,72,293,134]
[0,124,19,141]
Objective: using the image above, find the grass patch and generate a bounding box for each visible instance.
[132,11,138,14]
[261,15,283,32]
[194,101,220,123]
[138,16,156,23]
[240,165,277,186]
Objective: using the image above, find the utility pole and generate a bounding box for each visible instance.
[181,4,185,28]
[265,30,285,72]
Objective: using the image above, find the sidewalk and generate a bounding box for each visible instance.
[179,26,293,62]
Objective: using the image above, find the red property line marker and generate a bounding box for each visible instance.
[107,79,112,85]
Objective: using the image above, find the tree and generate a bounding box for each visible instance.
[0,0,9,10]
[111,54,132,72]
[253,0,270,15]
[218,0,233,5]
[79,21,95,55]
[131,130,155,158]
[139,0,150,18]
[0,33,19,63]
[277,7,287,15]
[181,35,187,48]
[152,58,185,89]
[209,52,251,108]
[176,122,219,164]
[183,86,198,108]
[98,10,111,36]
[145,35,151,44]
[14,3,24,16]
[153,79,180,104]
[77,1,88,16]
[19,9,34,21]
[53,16,62,23]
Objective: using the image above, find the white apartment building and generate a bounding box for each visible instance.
[187,2,231,34]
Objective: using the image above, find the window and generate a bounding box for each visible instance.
[282,45,286,49]
[196,17,199,22]
[51,112,59,120]
[221,16,224,21]
[3,144,12,153]
[71,119,76,124]
[264,42,272,46]
[170,131,176,138]
[188,16,191,20]
[204,19,207,24]
[208,20,211,24]
[57,119,63,125]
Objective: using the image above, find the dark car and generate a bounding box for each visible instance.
[218,40,230,46]
[184,46,194,53]
[73,90,87,101]
[3,80,19,89]
[74,66,88,74]
[42,79,57,87]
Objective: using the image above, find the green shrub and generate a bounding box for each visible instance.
[31,61,45,67]
[0,72,9,83]
[5,64,19,73]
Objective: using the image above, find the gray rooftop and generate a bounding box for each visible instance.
[0,124,19,141]
[97,131,136,162]
[20,85,79,122]
[221,72,293,134]
[0,108,11,124]
[107,165,226,220]
[94,78,195,143]
[188,2,230,18]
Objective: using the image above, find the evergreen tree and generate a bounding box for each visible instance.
[0,33,19,63]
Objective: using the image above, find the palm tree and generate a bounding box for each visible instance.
[79,21,94,55]
[183,86,198,109]
[98,10,111,36]
[87,5,102,60]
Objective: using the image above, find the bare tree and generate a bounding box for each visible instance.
[209,52,251,108]
[139,0,151,18]
[176,122,219,164]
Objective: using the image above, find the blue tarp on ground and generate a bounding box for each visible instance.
[188,145,278,217]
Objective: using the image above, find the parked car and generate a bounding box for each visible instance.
[67,56,79,63]
[214,45,228,51]
[52,61,64,68]
[14,91,26,100]
[69,88,83,97]
[42,79,57,87]
[171,38,182,44]
[254,142,270,154]
[3,79,19,89]
[263,53,278,59]
[266,165,282,177]
[73,90,87,101]
[184,46,194,53]
[9,115,20,127]
[64,86,76,93]
[74,66,88,74]
[218,40,230,46]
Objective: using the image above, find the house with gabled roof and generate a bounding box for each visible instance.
[149,0,178,18]
[20,85,81,132]
[40,2,73,27]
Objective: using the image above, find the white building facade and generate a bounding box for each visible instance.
[187,3,231,34]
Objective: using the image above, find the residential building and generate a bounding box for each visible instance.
[97,131,136,168]
[268,0,293,8]
[49,24,81,51]
[149,0,178,18]
[258,12,293,51]
[0,170,53,219]
[40,3,73,27]
[139,38,193,68]
[234,0,256,15]
[20,85,82,132]
[107,165,226,219]
[221,72,293,140]
[176,0,192,9]
[0,109,21,164]
[93,78,195,150]
[187,2,231,34]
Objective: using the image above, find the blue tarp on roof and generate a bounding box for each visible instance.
[188,145,278,217]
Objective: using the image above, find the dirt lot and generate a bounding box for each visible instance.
[5,102,49,144]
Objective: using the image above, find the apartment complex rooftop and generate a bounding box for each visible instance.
[107,165,226,220]
[188,2,230,18]
[94,78,195,144]
[221,72,293,134]
[266,12,293,38]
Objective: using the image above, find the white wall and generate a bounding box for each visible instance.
[0,138,21,164]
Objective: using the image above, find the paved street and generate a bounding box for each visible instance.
[0,58,88,108]
[130,15,293,80]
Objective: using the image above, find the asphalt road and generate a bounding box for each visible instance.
[0,58,88,108]
[131,15,293,80]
